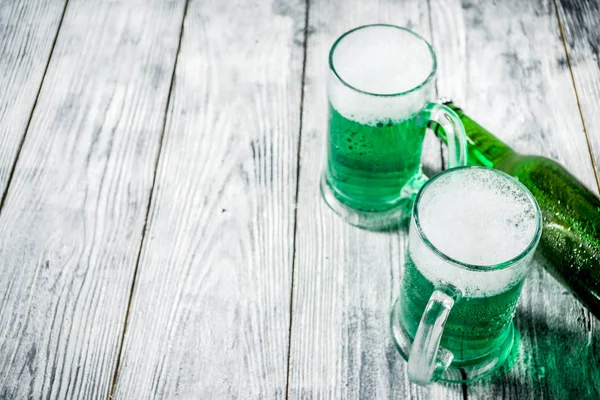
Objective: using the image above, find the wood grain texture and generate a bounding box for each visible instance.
[0,0,185,398]
[431,0,600,399]
[111,0,306,398]
[556,0,600,193]
[286,1,461,399]
[0,0,66,194]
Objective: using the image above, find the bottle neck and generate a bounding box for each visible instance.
[434,102,517,168]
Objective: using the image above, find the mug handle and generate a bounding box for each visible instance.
[407,283,462,385]
[399,102,468,217]
[400,103,467,383]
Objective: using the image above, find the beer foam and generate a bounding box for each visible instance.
[418,168,538,265]
[409,168,540,297]
[328,26,435,125]
[333,26,433,95]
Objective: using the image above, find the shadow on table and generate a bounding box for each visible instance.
[466,308,600,399]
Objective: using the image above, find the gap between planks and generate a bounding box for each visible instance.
[552,0,598,342]
[285,0,312,398]
[0,0,70,214]
[552,0,600,193]
[107,0,191,398]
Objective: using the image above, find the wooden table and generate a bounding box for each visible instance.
[1,0,599,398]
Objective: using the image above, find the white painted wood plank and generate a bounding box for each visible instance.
[0,0,185,398]
[111,0,306,398]
[0,0,66,193]
[556,1,600,199]
[431,0,600,398]
[287,1,462,399]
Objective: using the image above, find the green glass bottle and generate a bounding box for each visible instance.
[432,99,600,318]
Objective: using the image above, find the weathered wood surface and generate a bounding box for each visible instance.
[432,0,600,399]
[0,0,186,398]
[286,1,461,399]
[556,0,600,192]
[0,0,599,399]
[111,0,306,398]
[0,0,67,195]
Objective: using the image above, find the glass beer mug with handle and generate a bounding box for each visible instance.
[391,167,542,384]
[321,24,468,230]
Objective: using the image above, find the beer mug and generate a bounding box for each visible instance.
[391,167,542,384]
[320,24,468,230]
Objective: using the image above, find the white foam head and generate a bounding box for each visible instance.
[332,26,433,94]
[328,25,435,125]
[419,168,538,265]
[409,167,541,297]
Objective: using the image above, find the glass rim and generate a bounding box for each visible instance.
[328,24,438,98]
[412,166,543,272]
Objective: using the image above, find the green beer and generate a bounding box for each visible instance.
[321,25,468,229]
[400,252,523,364]
[391,167,541,383]
[433,101,600,319]
[326,103,426,211]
